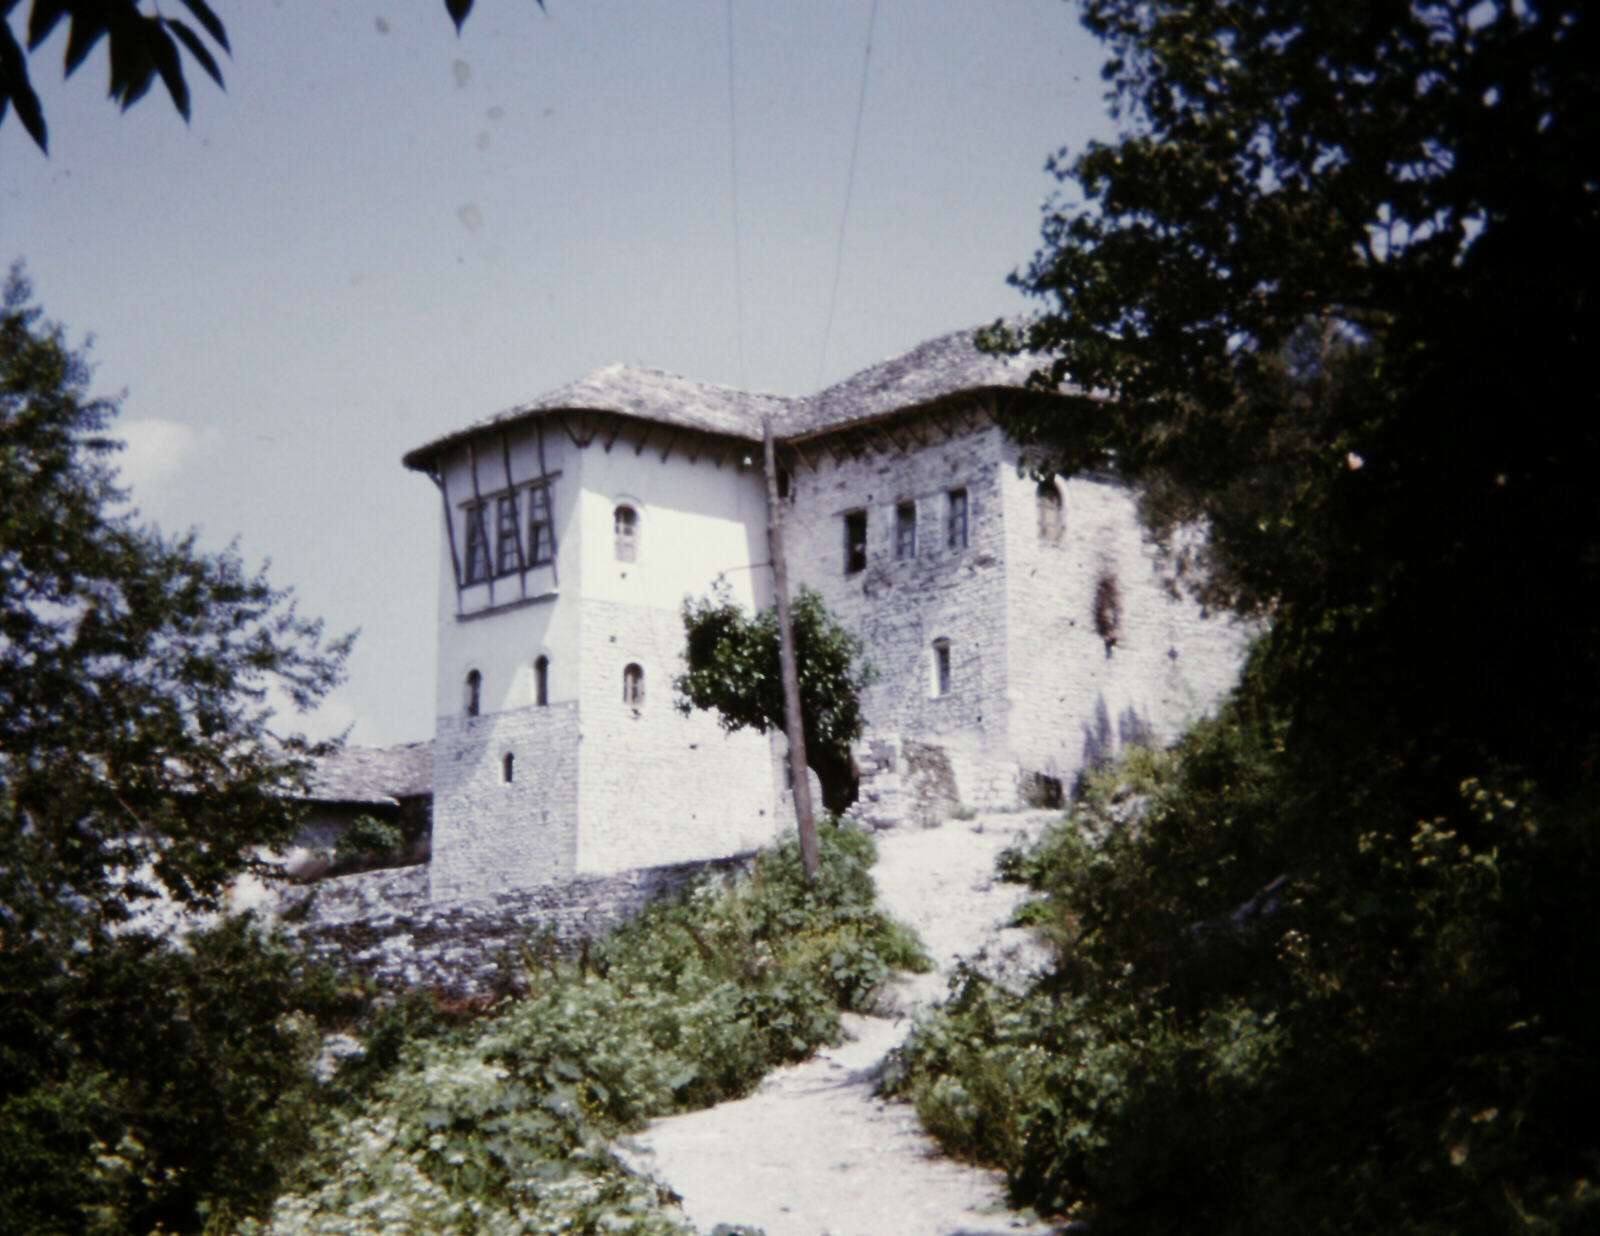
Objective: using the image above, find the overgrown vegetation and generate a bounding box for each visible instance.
[887,0,1599,1230]
[892,673,1599,1232]
[1,270,355,1233]
[244,824,926,1236]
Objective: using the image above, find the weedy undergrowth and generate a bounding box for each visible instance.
[239,823,927,1235]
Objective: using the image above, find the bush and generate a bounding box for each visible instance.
[891,688,1600,1233]
[0,917,326,1236]
[245,824,929,1235]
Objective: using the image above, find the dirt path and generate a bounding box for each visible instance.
[615,812,1064,1236]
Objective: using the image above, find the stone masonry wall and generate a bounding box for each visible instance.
[429,703,582,902]
[576,597,785,874]
[286,853,758,998]
[1001,466,1251,791]
[784,415,1018,819]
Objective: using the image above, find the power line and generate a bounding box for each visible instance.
[726,0,747,391]
[816,0,879,391]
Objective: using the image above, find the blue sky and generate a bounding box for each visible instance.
[1,1,1113,746]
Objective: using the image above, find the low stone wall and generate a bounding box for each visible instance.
[282,853,758,998]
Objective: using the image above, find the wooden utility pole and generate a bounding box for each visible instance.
[762,416,819,881]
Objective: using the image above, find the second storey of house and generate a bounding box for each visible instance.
[404,366,786,729]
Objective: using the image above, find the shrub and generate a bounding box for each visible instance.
[891,692,1600,1233]
[0,917,325,1236]
[246,824,929,1235]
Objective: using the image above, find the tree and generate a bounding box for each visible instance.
[0,270,353,1232]
[938,1,1600,1229]
[676,583,875,816]
[1,265,351,932]
[998,0,1598,790]
[1,0,543,152]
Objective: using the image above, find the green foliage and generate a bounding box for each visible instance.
[907,4,1600,1230]
[1,269,352,931]
[0,273,353,1233]
[0,2,543,153]
[894,697,1600,1232]
[0,917,332,1236]
[329,813,406,875]
[247,825,927,1235]
[676,582,877,811]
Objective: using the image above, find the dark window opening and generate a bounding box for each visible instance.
[502,752,515,783]
[777,468,792,500]
[844,510,867,574]
[1038,480,1064,542]
[534,655,549,706]
[464,669,482,717]
[527,483,554,565]
[623,662,645,707]
[495,493,521,575]
[614,504,639,562]
[933,638,952,697]
[947,488,968,549]
[463,504,491,584]
[895,501,917,559]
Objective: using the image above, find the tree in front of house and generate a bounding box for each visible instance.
[676,583,875,815]
[0,266,354,1233]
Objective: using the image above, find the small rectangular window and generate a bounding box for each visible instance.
[527,484,554,565]
[844,510,867,574]
[933,639,952,697]
[463,503,491,584]
[895,501,917,560]
[495,493,521,575]
[947,488,968,550]
[614,505,638,563]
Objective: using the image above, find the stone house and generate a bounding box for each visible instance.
[402,329,1248,904]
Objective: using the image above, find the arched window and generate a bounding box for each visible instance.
[533,655,549,706]
[931,638,952,697]
[614,504,639,562]
[502,752,515,783]
[464,669,481,717]
[623,662,645,707]
[1037,480,1064,542]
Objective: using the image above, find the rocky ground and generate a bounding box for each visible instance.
[615,810,1065,1236]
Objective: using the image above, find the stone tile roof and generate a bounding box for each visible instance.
[775,327,1045,441]
[402,327,1058,470]
[403,364,798,469]
[299,740,435,806]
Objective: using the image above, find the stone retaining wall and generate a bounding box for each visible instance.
[284,852,758,998]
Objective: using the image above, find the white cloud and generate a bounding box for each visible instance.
[113,419,222,502]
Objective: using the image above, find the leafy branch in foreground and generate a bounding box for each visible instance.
[1,1,545,152]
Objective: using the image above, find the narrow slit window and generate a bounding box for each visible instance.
[947,488,968,550]
[495,492,521,575]
[464,669,481,717]
[895,501,917,559]
[844,510,867,574]
[1037,480,1064,542]
[502,752,515,783]
[533,655,549,707]
[527,484,554,566]
[932,639,952,697]
[623,663,645,707]
[463,503,491,584]
[614,504,639,562]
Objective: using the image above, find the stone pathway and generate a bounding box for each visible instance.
[615,812,1064,1236]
